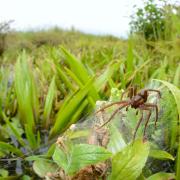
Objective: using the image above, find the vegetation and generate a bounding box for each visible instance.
[0,1,179,179]
[130,0,180,41]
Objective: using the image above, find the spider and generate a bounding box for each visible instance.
[96,87,161,141]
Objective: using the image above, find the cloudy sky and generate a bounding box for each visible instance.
[0,0,154,37]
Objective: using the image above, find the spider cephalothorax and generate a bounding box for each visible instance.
[96,88,161,141]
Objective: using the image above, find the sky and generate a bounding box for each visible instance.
[0,0,151,37]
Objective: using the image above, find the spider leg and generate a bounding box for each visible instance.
[143,108,151,138]
[144,103,158,129]
[133,110,143,141]
[99,102,130,128]
[146,89,161,98]
[96,100,129,114]
[133,105,152,141]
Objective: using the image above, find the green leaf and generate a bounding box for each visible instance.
[110,139,150,180]
[24,124,37,149]
[147,172,175,180]
[64,67,95,107]
[52,145,69,171]
[25,155,48,161]
[94,61,119,91]
[149,149,174,161]
[60,46,99,101]
[173,64,180,87]
[107,124,126,154]
[46,143,56,157]
[153,79,180,118]
[0,141,23,156]
[33,159,58,178]
[56,65,76,92]
[3,114,26,147]
[53,144,112,175]
[21,175,31,180]
[14,51,38,149]
[49,77,95,138]
[68,144,112,175]
[66,99,88,127]
[153,79,180,179]
[43,76,56,128]
[0,169,8,177]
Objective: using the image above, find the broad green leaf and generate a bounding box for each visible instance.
[0,141,23,156]
[153,79,180,179]
[110,139,150,180]
[53,143,112,175]
[52,145,69,171]
[33,159,58,178]
[43,76,56,128]
[147,172,175,180]
[68,144,112,174]
[149,149,174,161]
[50,77,95,138]
[153,79,180,118]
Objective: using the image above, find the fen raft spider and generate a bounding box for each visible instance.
[96,87,161,141]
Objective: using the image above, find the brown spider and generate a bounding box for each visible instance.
[96,87,161,141]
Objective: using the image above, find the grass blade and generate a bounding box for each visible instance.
[14,51,38,149]
[60,46,100,101]
[49,77,95,138]
[0,141,23,156]
[43,76,56,128]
